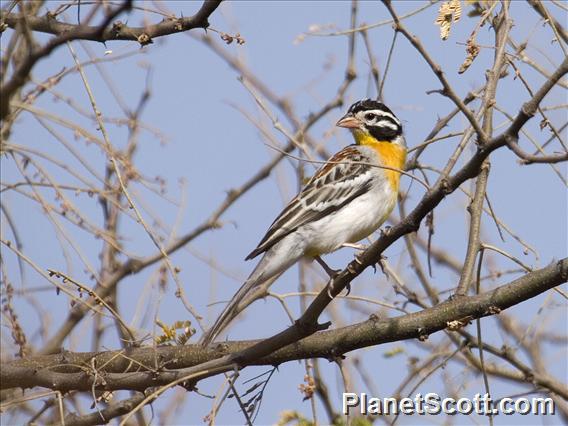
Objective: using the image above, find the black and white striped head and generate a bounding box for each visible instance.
[336,99,404,146]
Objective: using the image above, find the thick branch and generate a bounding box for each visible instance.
[0,1,222,121]
[456,3,510,296]
[454,162,490,296]
[1,1,221,44]
[0,2,131,121]
[1,258,566,393]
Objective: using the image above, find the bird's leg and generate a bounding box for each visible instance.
[315,256,351,297]
[315,256,340,278]
[346,232,390,277]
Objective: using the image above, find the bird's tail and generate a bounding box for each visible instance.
[200,254,282,346]
[200,237,304,346]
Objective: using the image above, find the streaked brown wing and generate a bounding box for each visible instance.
[246,146,373,260]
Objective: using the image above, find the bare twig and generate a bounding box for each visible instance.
[0,1,133,120]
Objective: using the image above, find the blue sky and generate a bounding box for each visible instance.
[1,1,567,424]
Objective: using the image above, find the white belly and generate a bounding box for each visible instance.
[301,184,396,256]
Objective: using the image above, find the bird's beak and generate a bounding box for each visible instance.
[336,113,361,129]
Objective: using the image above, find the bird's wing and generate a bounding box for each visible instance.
[246,145,374,260]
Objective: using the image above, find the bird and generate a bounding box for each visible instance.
[200,99,407,346]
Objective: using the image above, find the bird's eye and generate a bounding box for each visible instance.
[365,113,376,121]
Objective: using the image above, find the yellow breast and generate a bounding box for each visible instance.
[354,133,407,191]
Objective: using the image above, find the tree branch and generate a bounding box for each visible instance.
[0,1,131,121]
[0,0,223,121]
[381,0,489,144]
[275,54,568,349]
[63,393,146,426]
[456,2,511,296]
[505,138,568,164]
[1,258,566,393]
[0,1,221,44]
[526,0,568,44]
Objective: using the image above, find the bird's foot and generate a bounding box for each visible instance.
[352,249,387,278]
[326,279,351,299]
[326,283,334,299]
[316,256,352,298]
[353,250,365,266]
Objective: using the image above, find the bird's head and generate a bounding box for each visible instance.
[336,99,405,148]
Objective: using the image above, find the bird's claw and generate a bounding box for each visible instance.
[358,253,388,276]
[326,280,334,299]
[326,276,351,299]
[354,251,364,266]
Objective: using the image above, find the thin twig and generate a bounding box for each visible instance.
[66,41,204,329]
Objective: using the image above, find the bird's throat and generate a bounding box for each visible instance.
[354,132,407,191]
